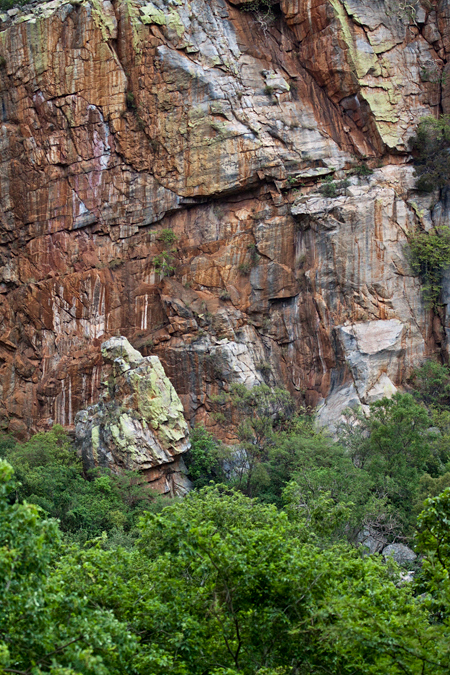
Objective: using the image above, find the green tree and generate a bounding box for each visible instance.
[414,472,450,515]
[2,466,450,675]
[410,360,450,409]
[0,460,137,674]
[271,428,384,542]
[415,487,450,626]
[340,393,436,534]
[2,426,155,542]
[214,384,295,496]
[129,486,450,673]
[184,425,230,488]
[408,226,450,308]
[411,115,450,193]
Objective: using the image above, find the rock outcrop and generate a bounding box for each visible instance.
[75,336,191,495]
[0,0,448,440]
[383,543,417,565]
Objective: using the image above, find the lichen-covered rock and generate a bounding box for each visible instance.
[281,0,442,150]
[75,337,191,495]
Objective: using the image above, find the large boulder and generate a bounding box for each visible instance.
[75,337,191,496]
[382,543,417,565]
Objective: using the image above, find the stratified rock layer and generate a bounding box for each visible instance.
[0,0,448,439]
[75,336,191,495]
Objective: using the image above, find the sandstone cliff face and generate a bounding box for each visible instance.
[0,0,448,440]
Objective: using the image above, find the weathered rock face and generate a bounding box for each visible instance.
[0,0,448,440]
[75,336,191,494]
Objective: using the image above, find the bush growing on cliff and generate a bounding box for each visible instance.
[408,225,450,308]
[410,360,450,408]
[153,250,175,277]
[157,228,177,246]
[239,0,274,14]
[411,115,450,193]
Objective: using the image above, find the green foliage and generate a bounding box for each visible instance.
[108,257,122,269]
[126,90,137,110]
[319,176,349,197]
[153,250,176,277]
[238,261,252,275]
[341,393,436,533]
[408,225,450,308]
[410,360,450,408]
[247,242,260,264]
[153,229,178,278]
[210,387,439,541]
[5,381,450,672]
[2,460,450,674]
[184,425,229,488]
[411,115,450,192]
[269,420,382,540]
[0,460,138,674]
[132,485,450,674]
[415,487,450,620]
[226,385,295,495]
[414,472,450,514]
[0,0,23,9]
[157,228,177,246]
[1,426,155,542]
[351,163,373,176]
[320,179,337,197]
[207,381,450,546]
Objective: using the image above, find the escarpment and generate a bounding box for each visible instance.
[0,0,449,457]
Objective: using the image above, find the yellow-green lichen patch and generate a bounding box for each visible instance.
[140,2,167,25]
[139,2,184,38]
[330,0,380,80]
[130,358,187,449]
[89,0,117,40]
[167,8,184,37]
[91,425,100,461]
[360,85,399,123]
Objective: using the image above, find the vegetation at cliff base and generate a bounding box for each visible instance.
[0,425,159,544]
[2,362,450,672]
[1,462,450,673]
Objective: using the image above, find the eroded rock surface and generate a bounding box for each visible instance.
[0,0,448,440]
[75,336,191,495]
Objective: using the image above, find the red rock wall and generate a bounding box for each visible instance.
[0,0,447,437]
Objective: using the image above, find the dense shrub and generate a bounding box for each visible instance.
[408,225,450,308]
[184,425,229,488]
[410,360,450,408]
[0,426,157,542]
[411,115,450,193]
[2,465,450,674]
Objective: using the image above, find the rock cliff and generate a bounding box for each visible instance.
[0,0,448,442]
